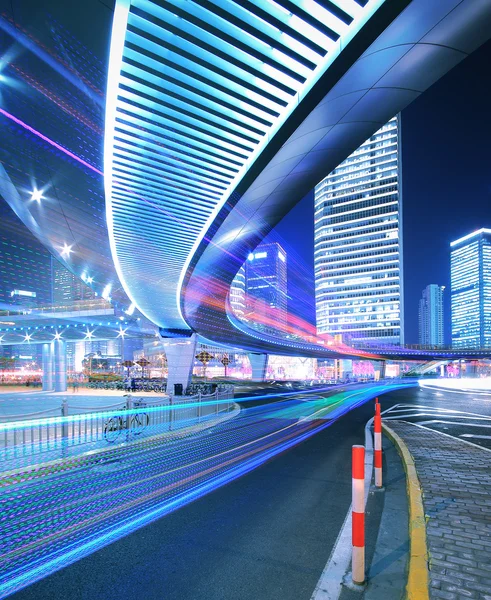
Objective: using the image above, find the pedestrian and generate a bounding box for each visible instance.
[74,379,79,393]
[131,378,136,392]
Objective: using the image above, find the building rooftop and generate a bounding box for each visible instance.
[450,228,491,247]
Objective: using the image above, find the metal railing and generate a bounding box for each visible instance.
[0,389,236,473]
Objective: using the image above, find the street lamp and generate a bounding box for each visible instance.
[158,353,165,378]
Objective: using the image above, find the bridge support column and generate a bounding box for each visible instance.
[248,353,268,381]
[42,342,54,391]
[53,340,67,392]
[371,361,386,381]
[164,334,197,395]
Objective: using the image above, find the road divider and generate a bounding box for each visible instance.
[374,400,382,488]
[352,445,365,585]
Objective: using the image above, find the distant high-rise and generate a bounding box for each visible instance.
[0,201,52,308]
[245,243,287,334]
[314,116,403,345]
[52,258,101,307]
[451,228,491,348]
[230,265,246,320]
[419,285,445,348]
[9,290,38,313]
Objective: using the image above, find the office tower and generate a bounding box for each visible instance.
[245,243,287,334]
[230,265,246,320]
[0,200,52,307]
[8,290,37,313]
[419,285,445,347]
[314,115,403,346]
[52,257,100,307]
[451,228,491,348]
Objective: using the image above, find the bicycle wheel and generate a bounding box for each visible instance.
[104,417,123,443]
[130,412,149,434]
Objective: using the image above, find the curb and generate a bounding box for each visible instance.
[382,423,429,600]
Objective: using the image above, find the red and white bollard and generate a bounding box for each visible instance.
[352,445,365,585]
[374,402,382,488]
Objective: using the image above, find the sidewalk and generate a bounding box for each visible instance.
[387,421,491,600]
[338,436,409,600]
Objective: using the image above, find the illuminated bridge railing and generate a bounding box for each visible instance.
[0,392,236,472]
[352,343,491,355]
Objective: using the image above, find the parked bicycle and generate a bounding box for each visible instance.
[104,396,150,443]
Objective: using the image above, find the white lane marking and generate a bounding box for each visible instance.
[310,417,374,600]
[421,385,491,397]
[384,407,466,415]
[381,403,400,415]
[383,404,491,420]
[460,434,491,440]
[384,414,491,423]
[416,420,491,429]
[401,421,491,454]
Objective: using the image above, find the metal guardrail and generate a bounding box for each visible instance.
[0,390,236,472]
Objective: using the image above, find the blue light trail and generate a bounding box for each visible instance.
[0,382,412,598]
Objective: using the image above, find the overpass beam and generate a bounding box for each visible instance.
[42,342,54,391]
[164,334,197,395]
[248,353,268,381]
[53,340,67,392]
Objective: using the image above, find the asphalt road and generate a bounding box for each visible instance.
[381,383,491,450]
[6,384,386,600]
[8,382,486,600]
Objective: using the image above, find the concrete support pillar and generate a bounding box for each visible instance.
[340,359,353,381]
[371,360,386,381]
[42,342,54,391]
[53,339,67,392]
[164,334,197,395]
[248,353,268,381]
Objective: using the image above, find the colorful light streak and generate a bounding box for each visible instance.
[0,107,103,176]
[0,382,413,597]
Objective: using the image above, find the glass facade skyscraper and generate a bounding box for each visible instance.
[230,265,246,321]
[451,228,491,349]
[244,243,288,334]
[314,116,403,345]
[419,284,445,348]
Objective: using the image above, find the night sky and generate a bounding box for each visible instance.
[275,38,491,345]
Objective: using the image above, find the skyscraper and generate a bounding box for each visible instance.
[451,228,491,349]
[230,265,246,320]
[244,243,287,334]
[52,257,104,308]
[419,285,445,348]
[314,116,403,346]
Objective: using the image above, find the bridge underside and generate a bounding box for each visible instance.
[2,0,491,362]
[180,0,491,360]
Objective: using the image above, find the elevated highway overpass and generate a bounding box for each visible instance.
[1,0,491,374]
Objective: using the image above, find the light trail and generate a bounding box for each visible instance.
[0,107,103,176]
[0,383,411,597]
